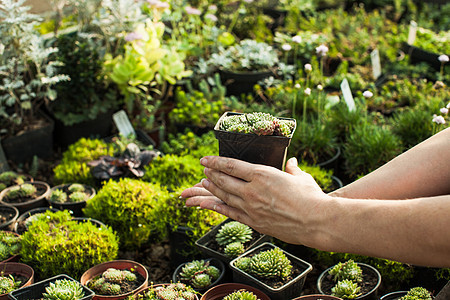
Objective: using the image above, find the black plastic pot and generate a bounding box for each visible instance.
[172,258,226,294]
[9,274,95,300]
[1,111,54,164]
[230,242,313,300]
[214,112,297,170]
[0,204,19,231]
[47,183,96,217]
[317,262,382,300]
[73,217,106,228]
[169,225,198,268]
[195,218,272,265]
[219,69,274,96]
[379,291,407,300]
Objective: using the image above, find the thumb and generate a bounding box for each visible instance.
[285,157,303,176]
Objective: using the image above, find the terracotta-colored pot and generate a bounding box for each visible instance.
[134,284,199,300]
[292,295,343,300]
[0,181,50,214]
[0,262,35,299]
[201,283,271,300]
[80,260,148,300]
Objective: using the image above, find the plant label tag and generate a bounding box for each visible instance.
[408,21,417,45]
[340,79,355,112]
[371,49,382,79]
[0,138,10,172]
[113,110,136,137]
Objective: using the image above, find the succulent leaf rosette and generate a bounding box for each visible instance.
[179,260,221,289]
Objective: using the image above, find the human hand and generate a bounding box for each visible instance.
[181,156,332,245]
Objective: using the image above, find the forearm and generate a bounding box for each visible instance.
[330,128,450,199]
[309,194,450,267]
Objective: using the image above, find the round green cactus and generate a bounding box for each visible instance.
[224,241,245,258]
[5,183,37,200]
[68,191,87,203]
[42,279,85,300]
[191,273,212,289]
[68,184,85,193]
[215,221,253,246]
[248,247,292,280]
[123,270,137,282]
[400,287,433,300]
[234,257,252,273]
[331,279,361,299]
[205,265,221,280]
[50,189,68,203]
[223,290,260,300]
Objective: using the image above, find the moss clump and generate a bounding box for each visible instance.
[20,210,118,279]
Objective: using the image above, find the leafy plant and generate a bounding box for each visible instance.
[160,130,218,157]
[42,278,85,300]
[0,274,21,294]
[83,178,169,250]
[224,241,246,259]
[134,283,197,300]
[49,189,67,203]
[331,279,361,299]
[399,287,433,300]
[298,162,334,192]
[0,231,20,261]
[88,267,139,296]
[20,210,118,279]
[178,260,221,289]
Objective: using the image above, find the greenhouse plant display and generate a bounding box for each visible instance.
[47,183,96,217]
[81,260,148,300]
[9,274,94,300]
[196,218,271,264]
[317,260,382,300]
[0,262,34,299]
[0,181,50,214]
[230,242,313,300]
[0,231,21,264]
[200,283,271,300]
[172,258,225,294]
[133,283,199,300]
[214,112,296,170]
[0,204,18,231]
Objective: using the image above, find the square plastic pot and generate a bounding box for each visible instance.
[195,218,272,265]
[9,274,94,300]
[213,112,296,170]
[230,242,313,300]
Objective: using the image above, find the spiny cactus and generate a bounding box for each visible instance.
[68,184,85,193]
[0,274,21,294]
[236,247,292,280]
[42,279,85,300]
[50,189,68,203]
[215,221,253,246]
[224,241,245,258]
[179,260,221,289]
[331,279,361,299]
[220,113,295,137]
[0,231,21,261]
[136,283,197,300]
[5,184,37,200]
[223,290,261,300]
[400,287,433,300]
[69,191,87,202]
[328,260,363,283]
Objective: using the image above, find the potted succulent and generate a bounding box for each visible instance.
[0,231,21,264]
[200,283,271,300]
[0,262,34,300]
[317,259,382,300]
[133,283,199,300]
[208,40,279,96]
[9,274,94,300]
[0,181,50,213]
[0,203,18,231]
[47,183,96,217]
[0,0,68,164]
[172,258,225,294]
[214,112,296,170]
[195,218,271,265]
[80,260,149,300]
[230,242,313,300]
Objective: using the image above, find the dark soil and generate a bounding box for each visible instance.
[0,207,16,224]
[88,269,146,296]
[320,265,380,297]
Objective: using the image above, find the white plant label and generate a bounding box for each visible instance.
[408,21,417,45]
[113,110,135,137]
[340,78,355,112]
[371,49,382,79]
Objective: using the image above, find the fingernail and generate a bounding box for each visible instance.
[201,178,210,188]
[200,157,208,166]
[289,157,298,166]
[203,167,209,176]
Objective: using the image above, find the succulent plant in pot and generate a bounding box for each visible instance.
[0,231,21,263]
[0,181,51,214]
[0,172,31,193]
[133,283,198,300]
[200,283,271,300]
[173,258,225,293]
[47,183,96,217]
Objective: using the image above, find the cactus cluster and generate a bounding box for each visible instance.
[330,279,361,299]
[0,231,21,261]
[235,247,292,280]
[0,274,21,294]
[216,221,253,259]
[42,279,85,300]
[400,287,433,300]
[135,283,197,300]
[179,260,221,289]
[68,184,85,193]
[328,259,363,283]
[88,268,138,296]
[50,184,90,204]
[220,112,295,137]
[223,290,261,300]
[5,183,37,201]
[50,189,68,203]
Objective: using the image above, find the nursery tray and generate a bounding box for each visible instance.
[9,274,95,300]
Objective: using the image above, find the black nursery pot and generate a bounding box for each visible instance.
[214,112,297,170]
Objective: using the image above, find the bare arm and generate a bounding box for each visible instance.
[330,127,450,199]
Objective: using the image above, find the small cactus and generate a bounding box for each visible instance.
[191,273,211,289]
[50,189,68,203]
[137,283,197,300]
[68,184,85,193]
[69,191,87,203]
[0,231,21,261]
[236,247,292,280]
[123,270,137,282]
[234,257,252,273]
[223,290,261,300]
[5,183,37,200]
[328,260,363,283]
[331,279,361,299]
[0,275,21,294]
[224,241,245,258]
[42,279,85,300]
[102,268,125,283]
[215,221,253,246]
[88,267,139,296]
